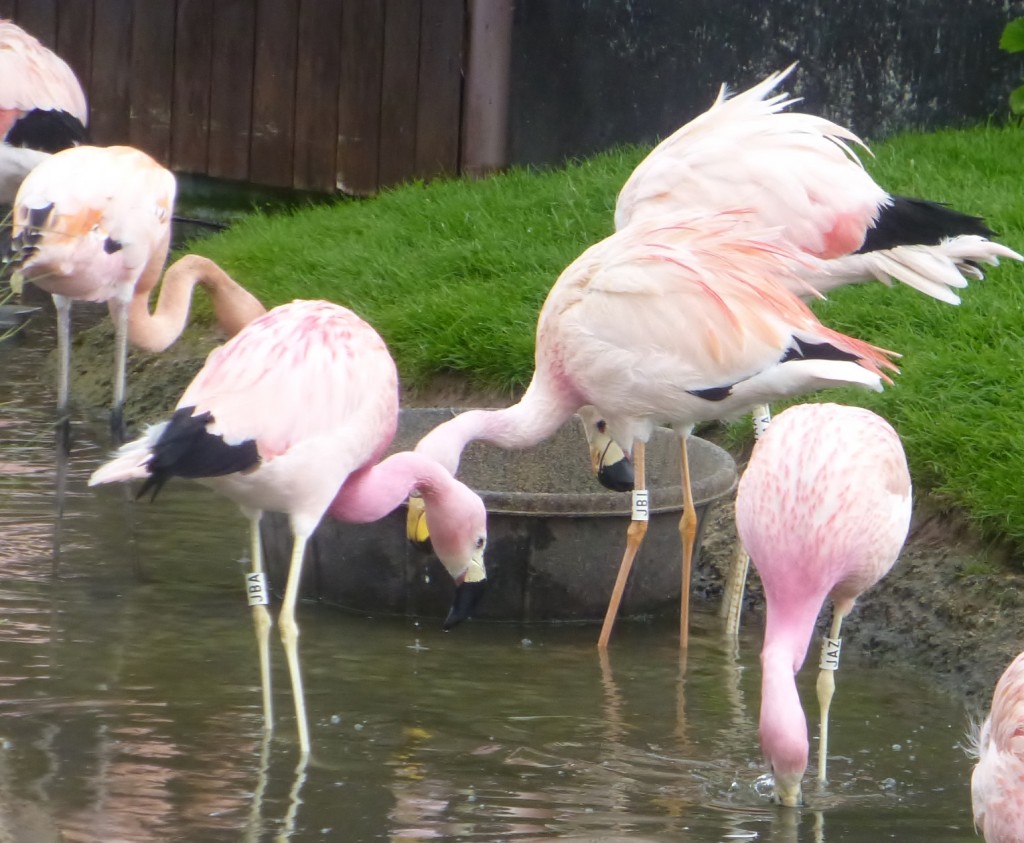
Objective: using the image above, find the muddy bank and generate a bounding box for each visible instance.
[62,316,1017,707]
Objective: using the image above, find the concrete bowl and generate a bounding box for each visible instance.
[262,408,737,624]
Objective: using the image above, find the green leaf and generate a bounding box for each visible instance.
[1000,18,1024,53]
[1010,84,1024,114]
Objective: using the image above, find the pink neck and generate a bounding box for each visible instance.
[757,593,825,780]
[328,451,453,524]
[414,378,580,474]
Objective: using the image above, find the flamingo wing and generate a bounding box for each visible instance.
[178,300,400,464]
[615,66,886,259]
[0,20,87,131]
[539,213,897,427]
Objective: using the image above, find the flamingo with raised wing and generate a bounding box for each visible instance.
[89,299,488,757]
[8,144,265,434]
[735,402,911,806]
[413,211,899,649]
[600,66,1020,633]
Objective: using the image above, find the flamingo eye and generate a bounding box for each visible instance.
[475,536,485,549]
[596,419,607,433]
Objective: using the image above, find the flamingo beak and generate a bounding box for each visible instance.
[443,553,487,630]
[405,494,432,552]
[773,773,803,808]
[590,436,634,492]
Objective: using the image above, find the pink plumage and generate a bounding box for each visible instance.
[0,19,87,132]
[616,66,1021,304]
[735,402,912,806]
[0,19,87,202]
[415,211,901,649]
[90,300,488,756]
[973,651,1024,842]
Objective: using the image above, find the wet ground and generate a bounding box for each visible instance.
[0,308,992,841]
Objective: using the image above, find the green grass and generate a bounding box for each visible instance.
[187,125,1024,546]
[193,147,644,393]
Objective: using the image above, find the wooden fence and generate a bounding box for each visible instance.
[1,0,495,195]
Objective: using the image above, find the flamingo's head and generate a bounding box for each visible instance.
[415,480,488,630]
[577,407,634,492]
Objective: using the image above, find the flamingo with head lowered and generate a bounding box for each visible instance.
[735,402,911,806]
[7,144,265,436]
[412,210,900,649]
[89,299,488,758]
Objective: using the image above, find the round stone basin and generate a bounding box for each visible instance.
[262,408,737,624]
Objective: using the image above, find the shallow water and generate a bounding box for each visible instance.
[0,314,979,842]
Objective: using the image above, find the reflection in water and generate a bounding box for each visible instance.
[0,316,983,840]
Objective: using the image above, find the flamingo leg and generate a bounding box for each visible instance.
[279,525,313,757]
[679,434,697,649]
[598,440,647,649]
[109,297,130,441]
[721,403,772,636]
[53,293,71,421]
[815,609,846,783]
[721,543,749,636]
[245,512,274,734]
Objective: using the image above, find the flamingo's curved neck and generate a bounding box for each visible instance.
[414,376,580,475]
[330,451,451,524]
[124,252,266,353]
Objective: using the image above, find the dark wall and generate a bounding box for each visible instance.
[508,0,1024,166]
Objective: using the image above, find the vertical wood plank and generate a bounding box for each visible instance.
[208,0,255,181]
[337,0,384,196]
[128,0,175,163]
[55,0,94,109]
[378,0,422,188]
[15,0,56,47]
[414,0,465,180]
[460,0,513,177]
[170,0,213,173]
[250,0,298,188]
[89,0,133,145]
[292,0,342,191]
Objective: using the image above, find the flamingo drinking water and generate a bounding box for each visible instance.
[89,299,488,757]
[735,402,912,806]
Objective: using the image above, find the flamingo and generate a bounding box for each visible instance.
[88,299,488,757]
[595,66,1021,632]
[734,402,911,806]
[971,650,1024,842]
[412,211,899,649]
[1,19,88,202]
[7,144,265,434]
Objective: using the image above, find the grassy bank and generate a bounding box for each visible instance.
[187,125,1024,547]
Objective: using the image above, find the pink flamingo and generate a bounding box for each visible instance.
[604,66,1020,632]
[88,299,488,757]
[971,650,1024,842]
[0,18,88,201]
[590,67,1019,485]
[413,211,899,650]
[9,144,265,432]
[734,402,912,806]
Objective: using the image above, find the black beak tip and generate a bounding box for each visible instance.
[443,580,487,630]
[410,536,434,554]
[597,458,634,492]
